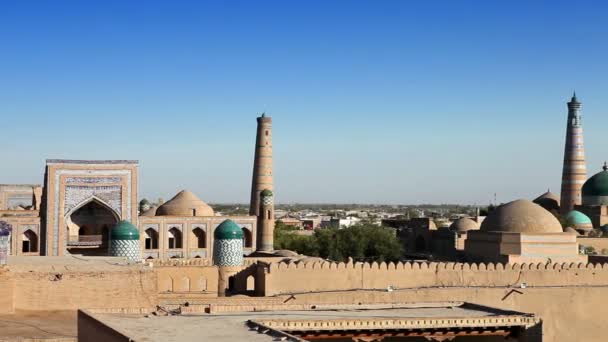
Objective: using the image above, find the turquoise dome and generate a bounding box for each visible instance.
[565,210,592,226]
[582,165,608,198]
[214,219,244,240]
[110,221,140,241]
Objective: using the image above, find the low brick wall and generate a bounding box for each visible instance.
[9,264,157,312]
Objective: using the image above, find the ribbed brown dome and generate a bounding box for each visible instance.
[533,190,560,213]
[480,199,563,233]
[449,217,479,232]
[156,190,214,217]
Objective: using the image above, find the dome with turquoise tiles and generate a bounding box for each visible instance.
[214,219,244,240]
[582,163,608,205]
[564,210,592,227]
[261,189,273,197]
[110,220,140,240]
[109,220,140,262]
[213,219,244,267]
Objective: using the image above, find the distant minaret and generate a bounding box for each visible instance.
[257,189,275,252]
[560,93,587,214]
[250,113,274,216]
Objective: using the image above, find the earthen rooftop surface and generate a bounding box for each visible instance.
[91,302,530,342]
[6,255,142,273]
[0,310,76,341]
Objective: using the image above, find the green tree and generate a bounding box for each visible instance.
[274,222,403,263]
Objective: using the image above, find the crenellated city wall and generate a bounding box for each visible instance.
[261,260,608,296]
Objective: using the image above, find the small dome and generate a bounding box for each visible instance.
[564,227,580,235]
[564,210,593,229]
[273,249,299,257]
[156,190,214,217]
[140,205,158,217]
[261,189,273,197]
[111,220,140,240]
[582,164,608,205]
[449,218,479,232]
[139,199,151,212]
[297,256,324,263]
[214,219,244,240]
[533,190,560,212]
[480,199,563,233]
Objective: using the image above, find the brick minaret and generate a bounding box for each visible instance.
[257,189,275,252]
[249,114,273,216]
[560,93,587,214]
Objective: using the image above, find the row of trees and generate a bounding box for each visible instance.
[274,221,403,262]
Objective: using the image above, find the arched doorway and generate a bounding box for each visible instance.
[241,228,252,248]
[66,198,119,256]
[168,227,182,249]
[192,228,206,248]
[145,228,159,250]
[22,230,38,253]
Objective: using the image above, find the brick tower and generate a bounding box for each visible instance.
[256,189,275,252]
[249,114,273,216]
[560,93,587,214]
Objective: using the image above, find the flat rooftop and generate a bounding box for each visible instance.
[6,255,143,273]
[83,302,536,342]
[0,310,76,341]
[46,159,138,165]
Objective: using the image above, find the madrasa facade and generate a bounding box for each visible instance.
[0,114,275,260]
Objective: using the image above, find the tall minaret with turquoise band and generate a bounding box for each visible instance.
[257,189,275,252]
[249,113,273,216]
[109,220,140,262]
[213,219,244,296]
[560,93,588,214]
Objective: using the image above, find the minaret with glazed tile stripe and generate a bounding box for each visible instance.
[250,113,274,216]
[560,93,587,214]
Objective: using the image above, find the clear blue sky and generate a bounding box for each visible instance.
[2,1,608,204]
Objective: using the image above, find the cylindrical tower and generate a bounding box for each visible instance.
[213,219,244,297]
[560,93,587,214]
[249,114,273,216]
[109,220,141,262]
[256,189,275,252]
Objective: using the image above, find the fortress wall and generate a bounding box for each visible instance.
[0,268,14,313]
[10,267,157,311]
[154,265,218,295]
[263,260,608,296]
